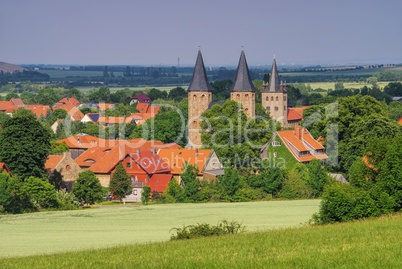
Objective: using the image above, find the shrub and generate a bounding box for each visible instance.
[22,177,59,209]
[0,175,36,214]
[314,183,379,224]
[170,220,245,240]
[56,189,79,210]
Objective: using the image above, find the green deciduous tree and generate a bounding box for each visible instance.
[180,164,199,201]
[280,163,313,199]
[72,171,103,205]
[109,163,132,202]
[307,159,330,197]
[165,179,185,202]
[141,186,151,205]
[0,109,51,179]
[220,167,240,197]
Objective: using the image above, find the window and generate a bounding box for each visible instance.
[133,189,138,195]
[276,96,279,101]
[245,94,249,101]
[65,165,71,171]
[236,94,240,100]
[130,176,134,182]
[275,107,278,111]
[266,96,269,101]
[271,96,274,101]
[126,162,131,168]
[193,94,197,101]
[284,96,287,101]
[284,106,286,110]
[272,141,281,147]
[266,106,270,111]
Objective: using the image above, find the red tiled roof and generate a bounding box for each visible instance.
[276,126,327,163]
[10,98,25,107]
[136,102,150,113]
[287,106,309,121]
[158,149,212,175]
[85,142,177,174]
[53,104,84,121]
[0,101,17,113]
[398,117,402,125]
[74,147,111,168]
[25,105,51,118]
[146,174,173,193]
[58,134,104,149]
[58,97,80,107]
[129,150,171,174]
[0,162,12,175]
[45,155,64,171]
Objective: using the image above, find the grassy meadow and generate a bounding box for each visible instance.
[0,200,319,258]
[1,213,401,268]
[305,81,390,91]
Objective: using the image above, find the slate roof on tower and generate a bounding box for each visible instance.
[188,50,212,92]
[267,58,282,93]
[231,50,255,92]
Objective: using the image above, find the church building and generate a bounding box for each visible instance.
[187,50,305,147]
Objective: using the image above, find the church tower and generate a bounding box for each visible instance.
[262,58,287,126]
[188,50,212,148]
[230,50,255,119]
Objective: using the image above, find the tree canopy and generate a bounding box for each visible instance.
[109,163,132,201]
[72,171,103,205]
[0,109,51,179]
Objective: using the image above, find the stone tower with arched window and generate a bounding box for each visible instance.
[262,58,287,126]
[230,50,255,118]
[188,50,212,148]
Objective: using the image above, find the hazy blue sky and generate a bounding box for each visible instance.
[1,0,401,66]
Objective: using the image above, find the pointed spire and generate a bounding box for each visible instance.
[231,50,255,92]
[268,58,281,92]
[188,49,212,92]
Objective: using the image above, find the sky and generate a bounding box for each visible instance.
[1,0,401,66]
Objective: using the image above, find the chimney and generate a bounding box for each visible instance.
[136,149,140,155]
[195,148,198,157]
[294,125,302,140]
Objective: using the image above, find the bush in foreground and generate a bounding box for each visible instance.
[170,220,245,240]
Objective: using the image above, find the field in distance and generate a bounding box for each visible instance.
[0,200,319,258]
[2,211,401,268]
[75,85,184,93]
[305,81,390,91]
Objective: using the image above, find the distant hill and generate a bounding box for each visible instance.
[0,61,25,73]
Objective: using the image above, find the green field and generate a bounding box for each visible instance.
[1,212,401,268]
[0,200,319,258]
[305,81,390,91]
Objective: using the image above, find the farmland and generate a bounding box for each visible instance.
[0,200,319,258]
[1,211,401,268]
